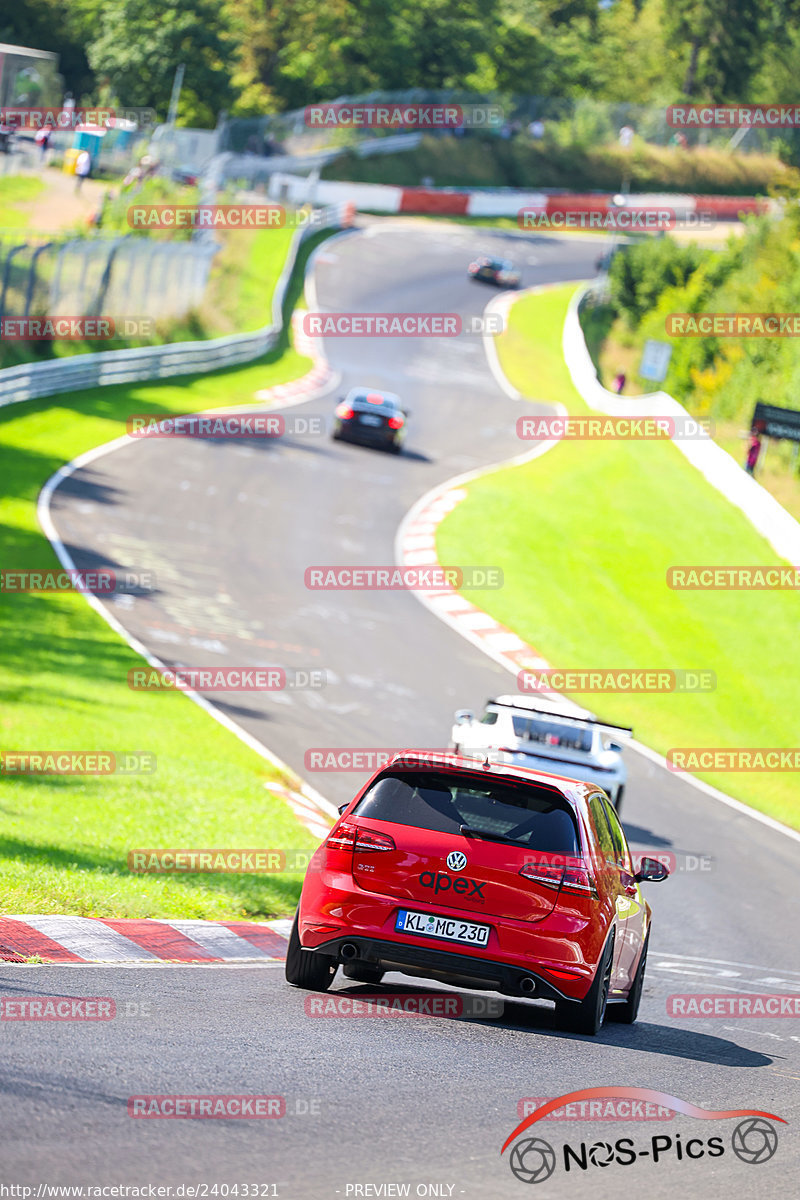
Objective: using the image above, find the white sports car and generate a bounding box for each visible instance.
[450,696,630,814]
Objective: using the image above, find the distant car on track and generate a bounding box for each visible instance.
[451,696,629,814]
[285,751,668,1034]
[468,256,521,287]
[331,388,408,454]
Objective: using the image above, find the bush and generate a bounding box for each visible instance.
[608,237,708,326]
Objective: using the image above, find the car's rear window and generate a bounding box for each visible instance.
[351,393,397,409]
[511,716,593,753]
[353,770,579,853]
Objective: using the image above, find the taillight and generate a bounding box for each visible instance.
[519,860,564,890]
[335,404,354,419]
[354,828,396,852]
[561,864,597,896]
[519,859,597,897]
[325,821,396,853]
[326,821,357,851]
[387,416,403,430]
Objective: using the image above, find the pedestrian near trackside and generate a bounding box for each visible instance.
[745,431,761,475]
[75,148,92,191]
[612,371,626,394]
[35,127,51,162]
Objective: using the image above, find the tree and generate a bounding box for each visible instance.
[663,0,767,100]
[0,0,95,99]
[86,0,237,124]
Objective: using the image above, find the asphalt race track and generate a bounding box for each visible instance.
[3,222,799,1197]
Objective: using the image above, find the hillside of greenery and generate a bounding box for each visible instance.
[322,135,794,193]
[582,204,800,518]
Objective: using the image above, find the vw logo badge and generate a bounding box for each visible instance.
[446,851,467,872]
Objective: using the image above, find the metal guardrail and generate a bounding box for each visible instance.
[0,202,348,410]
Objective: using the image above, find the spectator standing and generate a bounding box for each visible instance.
[75,148,92,191]
[745,432,761,475]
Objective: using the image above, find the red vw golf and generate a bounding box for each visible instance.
[285,753,668,1035]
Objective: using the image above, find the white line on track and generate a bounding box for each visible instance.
[649,952,800,976]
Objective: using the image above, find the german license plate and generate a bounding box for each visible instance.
[395,909,490,947]
[359,414,382,426]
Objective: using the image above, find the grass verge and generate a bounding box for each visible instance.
[436,284,800,829]
[0,175,45,229]
[0,227,338,918]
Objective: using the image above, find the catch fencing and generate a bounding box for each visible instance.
[0,234,217,325]
[0,202,348,409]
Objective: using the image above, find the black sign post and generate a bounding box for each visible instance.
[751,402,800,442]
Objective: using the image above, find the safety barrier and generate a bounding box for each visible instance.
[0,203,350,411]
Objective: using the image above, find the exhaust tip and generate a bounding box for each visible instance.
[340,943,358,961]
[519,977,536,995]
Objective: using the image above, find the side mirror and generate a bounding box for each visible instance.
[454,709,474,725]
[337,802,349,815]
[634,856,670,883]
[403,408,412,417]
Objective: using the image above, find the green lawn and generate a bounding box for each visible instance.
[0,230,336,919]
[0,175,45,229]
[436,284,800,829]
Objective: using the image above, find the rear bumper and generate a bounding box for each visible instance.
[313,934,572,1003]
[299,883,599,1001]
[335,422,399,446]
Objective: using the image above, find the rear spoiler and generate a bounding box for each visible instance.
[487,698,633,738]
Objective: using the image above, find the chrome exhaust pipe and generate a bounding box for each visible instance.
[519,977,536,995]
[340,943,358,961]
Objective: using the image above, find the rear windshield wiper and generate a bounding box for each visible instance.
[460,824,524,847]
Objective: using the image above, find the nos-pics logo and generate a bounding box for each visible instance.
[501,1088,783,1183]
